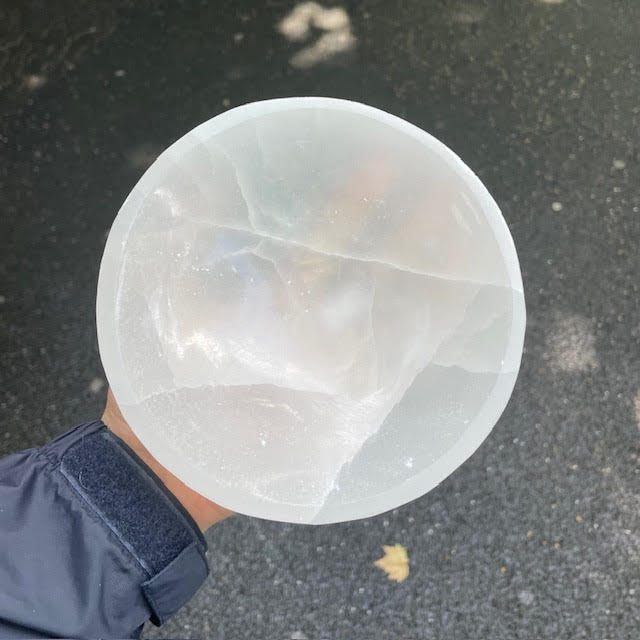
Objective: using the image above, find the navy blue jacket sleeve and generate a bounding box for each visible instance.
[0,420,210,639]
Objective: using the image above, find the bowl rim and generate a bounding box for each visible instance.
[96,97,526,524]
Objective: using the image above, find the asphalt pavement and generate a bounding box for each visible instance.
[1,1,639,638]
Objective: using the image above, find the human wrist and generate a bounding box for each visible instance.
[102,388,233,531]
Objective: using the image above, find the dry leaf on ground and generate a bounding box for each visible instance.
[374,543,409,582]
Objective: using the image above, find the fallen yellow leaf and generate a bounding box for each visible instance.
[374,543,409,582]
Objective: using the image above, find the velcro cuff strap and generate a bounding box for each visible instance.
[142,541,209,626]
[53,420,209,626]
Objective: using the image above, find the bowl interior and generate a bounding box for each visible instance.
[97,98,525,523]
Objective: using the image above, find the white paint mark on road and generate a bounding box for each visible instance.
[278,2,356,69]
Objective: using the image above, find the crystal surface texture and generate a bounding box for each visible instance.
[96,98,525,524]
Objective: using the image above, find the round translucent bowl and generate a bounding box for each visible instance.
[97,97,525,524]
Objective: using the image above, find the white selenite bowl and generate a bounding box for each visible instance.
[97,98,525,524]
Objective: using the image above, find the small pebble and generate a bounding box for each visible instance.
[575,514,584,523]
[114,69,126,77]
[612,159,626,170]
[89,377,105,394]
[551,202,563,212]
[25,74,47,90]
[518,590,535,606]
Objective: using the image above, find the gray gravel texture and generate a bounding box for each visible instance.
[1,1,639,638]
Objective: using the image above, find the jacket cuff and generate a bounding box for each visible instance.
[44,420,209,626]
[141,542,208,625]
